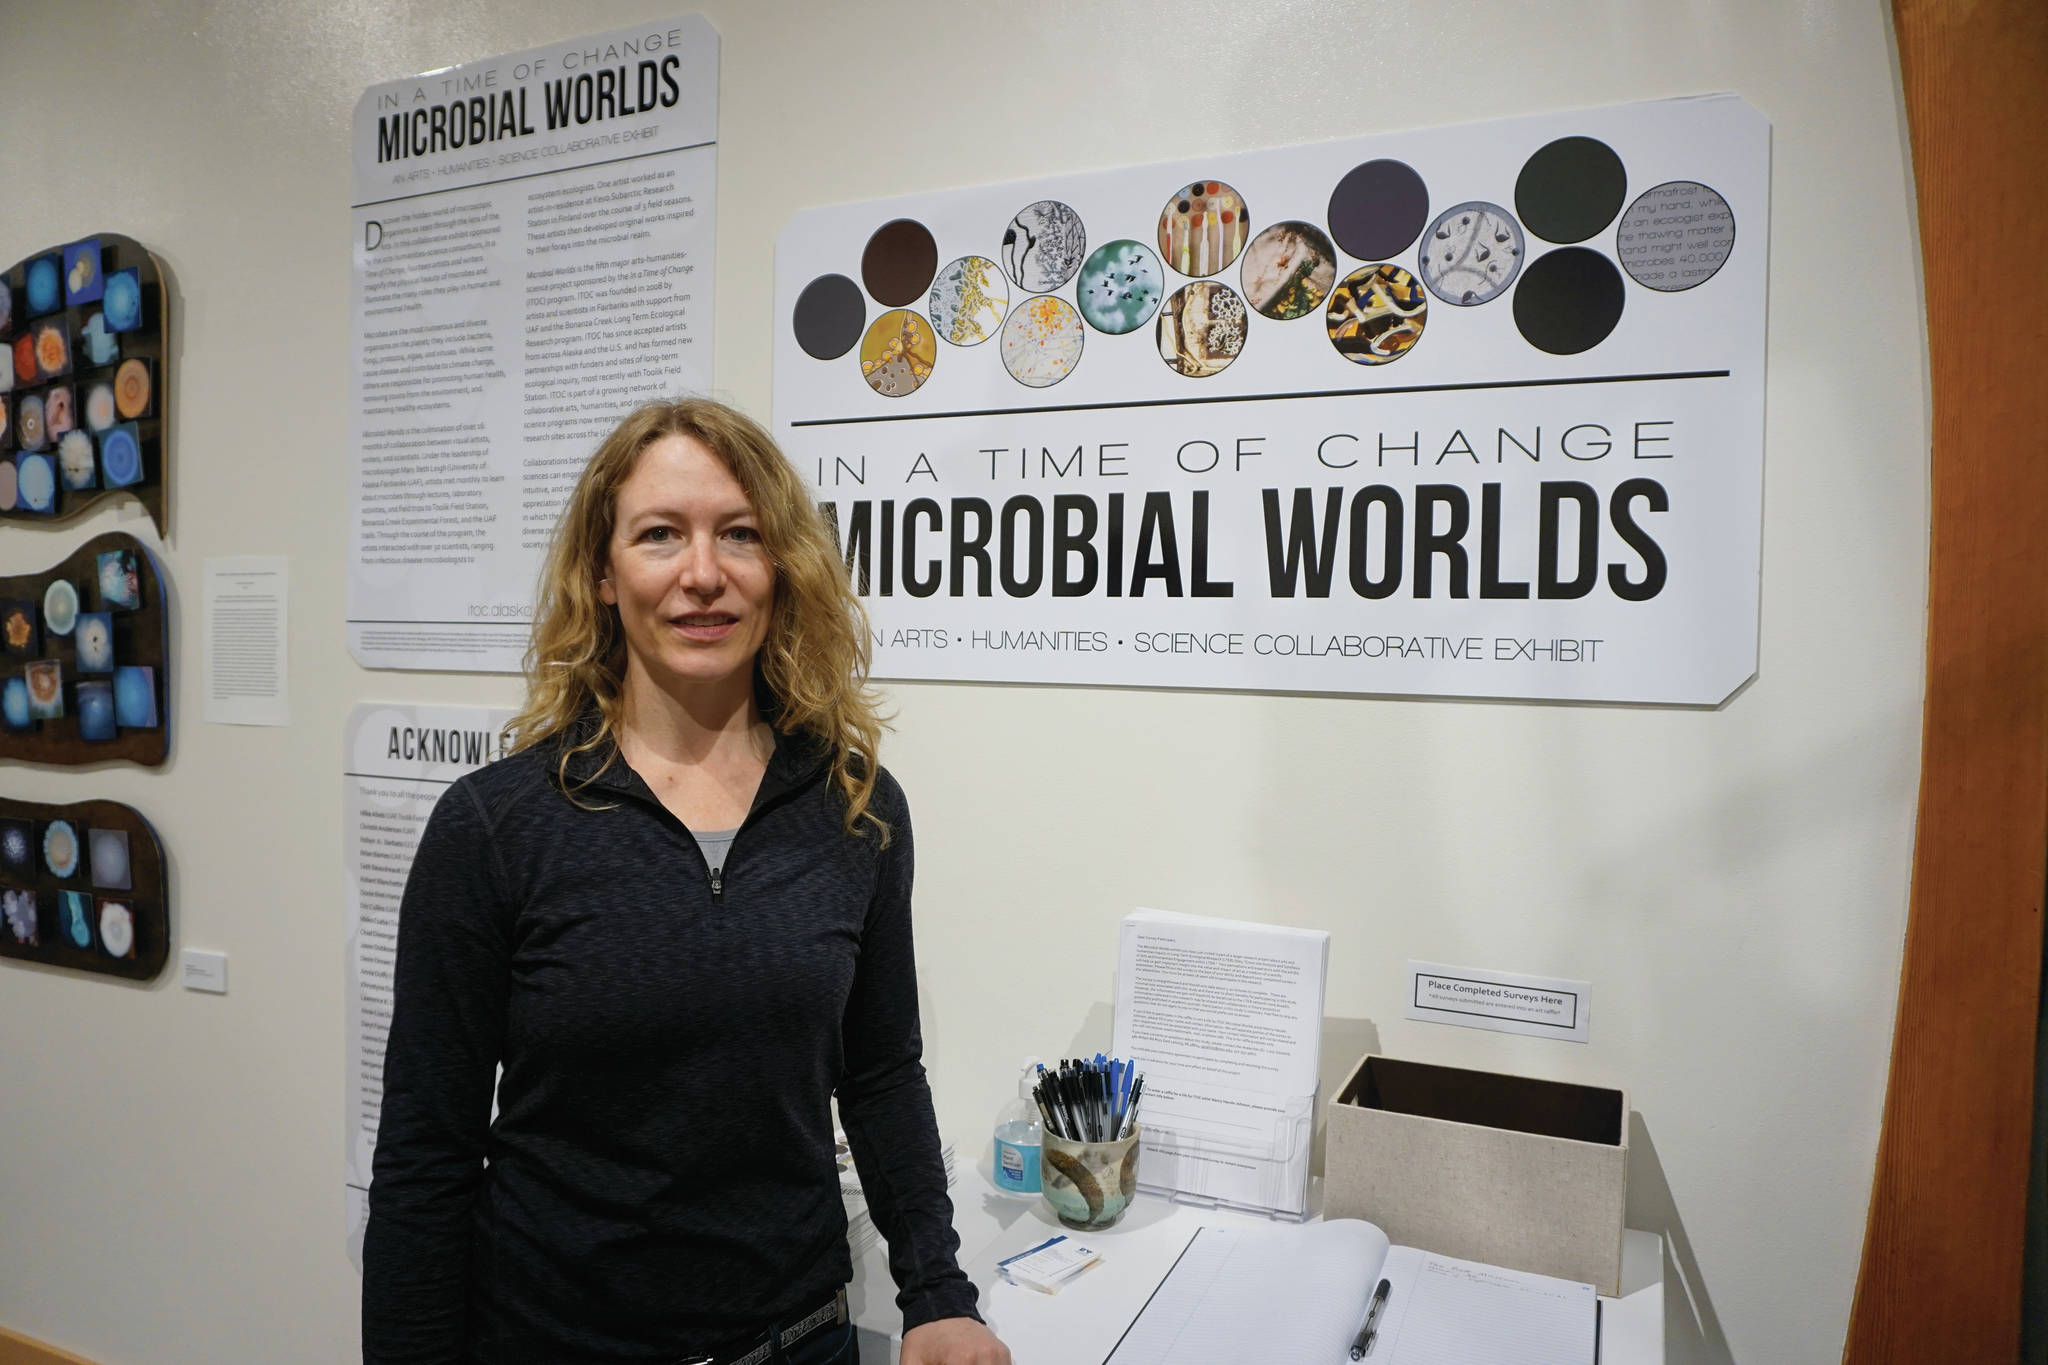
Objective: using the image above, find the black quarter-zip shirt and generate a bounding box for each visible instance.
[361,726,977,1362]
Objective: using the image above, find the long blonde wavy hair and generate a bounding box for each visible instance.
[504,398,890,839]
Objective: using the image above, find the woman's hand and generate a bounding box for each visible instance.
[900,1315,1011,1365]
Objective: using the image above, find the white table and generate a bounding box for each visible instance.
[850,1161,1663,1363]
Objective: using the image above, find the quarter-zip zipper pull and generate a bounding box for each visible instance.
[709,864,723,903]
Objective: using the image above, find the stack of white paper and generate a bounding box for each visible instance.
[1111,907,1330,1218]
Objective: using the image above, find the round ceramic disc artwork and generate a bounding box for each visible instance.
[1001,296,1085,388]
[858,310,937,397]
[99,901,134,958]
[1002,200,1087,294]
[1326,265,1428,365]
[42,578,78,635]
[1075,240,1163,335]
[928,256,1008,347]
[44,820,79,878]
[85,383,115,432]
[17,454,55,513]
[1419,202,1524,306]
[1239,222,1339,321]
[1157,282,1248,379]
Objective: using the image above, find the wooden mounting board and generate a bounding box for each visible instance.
[0,530,169,767]
[0,795,168,982]
[0,232,169,536]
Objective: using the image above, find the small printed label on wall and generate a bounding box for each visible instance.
[1406,961,1591,1043]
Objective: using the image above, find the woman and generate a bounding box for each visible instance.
[363,399,1009,1365]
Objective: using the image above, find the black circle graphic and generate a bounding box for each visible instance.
[792,274,866,360]
[1326,160,1429,263]
[1513,248,1626,355]
[1516,136,1628,244]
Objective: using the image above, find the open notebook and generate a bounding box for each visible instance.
[1103,1220,1596,1365]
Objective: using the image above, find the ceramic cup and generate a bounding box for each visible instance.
[1040,1124,1141,1230]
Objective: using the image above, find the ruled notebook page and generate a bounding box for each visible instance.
[1373,1246,1597,1365]
[1103,1221,1388,1364]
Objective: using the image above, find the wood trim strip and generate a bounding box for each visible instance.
[1846,2,2048,1360]
[0,1325,99,1365]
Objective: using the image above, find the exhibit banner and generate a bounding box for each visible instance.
[347,17,717,672]
[774,96,1766,705]
[344,702,512,1267]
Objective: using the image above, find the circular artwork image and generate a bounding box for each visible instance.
[861,219,940,308]
[928,256,1008,347]
[1615,181,1736,292]
[44,820,80,879]
[85,382,116,432]
[792,274,866,361]
[1516,136,1628,244]
[0,679,26,729]
[18,394,45,451]
[35,324,68,377]
[17,453,56,513]
[1157,282,1248,379]
[103,271,143,332]
[45,385,74,437]
[1000,296,1085,388]
[115,359,151,420]
[42,579,78,635]
[1513,247,1626,354]
[0,460,15,512]
[1420,202,1524,306]
[1075,240,1164,335]
[1327,160,1429,262]
[57,431,95,491]
[1326,265,1428,365]
[98,901,134,959]
[100,425,142,487]
[1157,181,1249,279]
[1239,222,1339,321]
[26,257,60,316]
[1002,200,1087,294]
[858,310,938,398]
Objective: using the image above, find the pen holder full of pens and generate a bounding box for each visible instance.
[1040,1124,1140,1230]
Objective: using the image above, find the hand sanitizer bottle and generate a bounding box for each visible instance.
[992,1057,1043,1195]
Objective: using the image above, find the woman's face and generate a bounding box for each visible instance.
[601,433,775,698]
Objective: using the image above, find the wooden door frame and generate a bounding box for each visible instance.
[1844,2,2048,1360]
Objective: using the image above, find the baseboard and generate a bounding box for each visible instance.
[0,1326,99,1365]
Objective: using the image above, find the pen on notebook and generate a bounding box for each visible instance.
[1349,1278,1391,1360]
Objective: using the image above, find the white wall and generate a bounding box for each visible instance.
[0,3,1925,1362]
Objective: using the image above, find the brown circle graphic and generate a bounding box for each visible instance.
[862,220,940,308]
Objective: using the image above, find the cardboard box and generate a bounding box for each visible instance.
[1324,1053,1628,1294]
